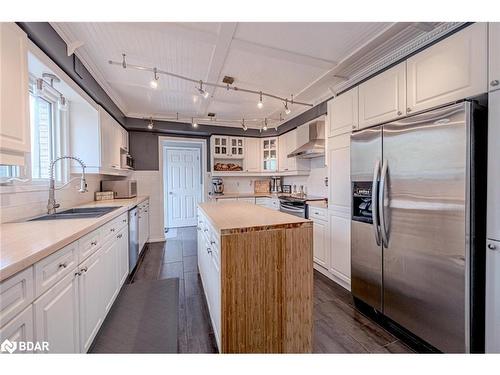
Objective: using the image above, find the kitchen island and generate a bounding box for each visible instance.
[197,202,313,353]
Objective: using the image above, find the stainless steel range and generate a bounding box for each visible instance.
[279,195,327,218]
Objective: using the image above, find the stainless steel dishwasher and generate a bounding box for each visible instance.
[128,206,139,273]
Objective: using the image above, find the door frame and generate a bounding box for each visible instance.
[158,137,207,232]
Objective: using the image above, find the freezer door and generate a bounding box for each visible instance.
[381,103,469,353]
[350,127,383,310]
[487,90,500,241]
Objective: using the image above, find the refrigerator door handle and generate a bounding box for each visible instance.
[379,159,389,248]
[372,159,381,246]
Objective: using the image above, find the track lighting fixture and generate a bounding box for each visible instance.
[257,92,263,109]
[197,81,210,99]
[262,118,268,131]
[147,118,154,130]
[242,119,247,131]
[284,98,291,115]
[150,68,159,89]
[192,118,198,128]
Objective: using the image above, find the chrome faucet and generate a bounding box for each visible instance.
[47,156,88,214]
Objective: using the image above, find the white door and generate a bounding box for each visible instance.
[166,148,201,228]
[358,61,406,129]
[406,23,487,114]
[328,87,359,136]
[34,272,80,353]
[78,250,104,353]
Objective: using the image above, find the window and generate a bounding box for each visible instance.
[28,78,68,182]
[0,165,20,179]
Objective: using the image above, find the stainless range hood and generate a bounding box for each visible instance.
[287,119,325,159]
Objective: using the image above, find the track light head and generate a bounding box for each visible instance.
[257,92,264,109]
[147,118,154,130]
[150,68,159,89]
[198,81,209,99]
[202,91,210,99]
[284,99,291,115]
[242,119,247,131]
[192,118,198,128]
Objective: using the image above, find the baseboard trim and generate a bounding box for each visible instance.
[313,263,351,291]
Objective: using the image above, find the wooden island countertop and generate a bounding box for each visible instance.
[198,201,310,234]
[197,202,313,353]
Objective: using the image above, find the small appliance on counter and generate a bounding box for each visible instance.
[95,191,114,201]
[282,184,292,194]
[101,180,137,199]
[270,176,282,193]
[212,177,224,195]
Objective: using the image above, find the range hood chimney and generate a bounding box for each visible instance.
[287,119,325,159]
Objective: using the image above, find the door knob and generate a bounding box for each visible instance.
[488,243,497,250]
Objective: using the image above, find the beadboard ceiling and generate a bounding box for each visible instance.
[50,22,442,129]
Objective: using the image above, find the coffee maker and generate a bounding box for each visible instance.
[270,176,282,193]
[212,177,224,195]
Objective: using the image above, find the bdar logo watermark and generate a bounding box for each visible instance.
[1,339,49,353]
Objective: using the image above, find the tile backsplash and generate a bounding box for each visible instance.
[0,175,103,223]
[283,156,328,197]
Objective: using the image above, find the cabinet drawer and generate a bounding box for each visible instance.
[101,213,128,242]
[34,242,78,298]
[0,267,34,327]
[78,229,101,261]
[309,206,327,221]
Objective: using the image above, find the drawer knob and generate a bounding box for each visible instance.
[397,110,402,116]
[110,228,115,232]
[491,79,499,87]
[407,107,412,113]
[80,267,88,273]
[91,241,97,246]
[117,234,123,239]
[58,262,67,269]
[488,243,497,250]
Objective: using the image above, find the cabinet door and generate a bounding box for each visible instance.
[262,137,278,171]
[407,23,487,114]
[230,137,244,158]
[0,23,30,160]
[0,305,34,353]
[278,132,288,171]
[34,272,80,353]
[117,227,129,287]
[327,135,351,209]
[78,250,104,353]
[328,211,351,285]
[488,90,500,241]
[358,62,406,129]
[490,22,500,91]
[244,137,261,172]
[312,219,328,268]
[486,239,500,353]
[101,239,119,314]
[213,136,229,157]
[328,87,358,137]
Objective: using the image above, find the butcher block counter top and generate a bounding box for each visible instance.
[0,196,149,282]
[198,202,310,234]
[208,192,277,199]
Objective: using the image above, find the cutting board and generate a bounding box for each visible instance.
[254,180,270,194]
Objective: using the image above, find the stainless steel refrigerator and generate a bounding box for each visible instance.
[350,102,486,353]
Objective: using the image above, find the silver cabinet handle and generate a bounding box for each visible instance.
[210,241,216,245]
[207,247,212,254]
[75,271,81,276]
[397,110,402,116]
[122,219,127,223]
[204,229,208,232]
[91,240,97,246]
[379,159,389,248]
[117,233,123,239]
[58,262,68,269]
[407,107,412,113]
[197,226,201,231]
[110,228,115,232]
[491,80,499,87]
[488,243,497,250]
[372,159,381,246]
[80,267,88,273]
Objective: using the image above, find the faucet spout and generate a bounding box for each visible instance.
[47,156,87,215]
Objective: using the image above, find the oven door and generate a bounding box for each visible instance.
[279,200,306,218]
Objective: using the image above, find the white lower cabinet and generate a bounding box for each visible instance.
[327,209,351,289]
[78,249,105,353]
[117,227,129,287]
[486,239,500,353]
[101,240,118,315]
[138,200,150,253]
[0,305,34,353]
[311,208,328,268]
[34,271,80,353]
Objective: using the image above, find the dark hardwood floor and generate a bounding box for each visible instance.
[132,226,413,354]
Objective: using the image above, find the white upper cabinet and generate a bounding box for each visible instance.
[261,137,278,172]
[327,134,351,209]
[229,137,245,158]
[99,108,121,172]
[278,128,310,172]
[358,62,406,129]
[212,136,229,158]
[0,23,30,165]
[407,23,488,114]
[328,87,359,137]
[489,22,500,92]
[244,137,261,172]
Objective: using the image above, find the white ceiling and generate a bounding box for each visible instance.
[51,22,436,128]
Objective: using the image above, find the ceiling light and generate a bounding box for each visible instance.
[242,119,247,131]
[284,99,291,115]
[150,68,159,89]
[257,92,263,109]
[147,118,154,130]
[262,118,268,131]
[192,118,198,128]
[197,80,209,99]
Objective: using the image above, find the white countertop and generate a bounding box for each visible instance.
[0,196,149,282]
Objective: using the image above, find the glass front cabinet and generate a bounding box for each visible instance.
[262,137,278,171]
[212,136,244,159]
[213,136,229,157]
